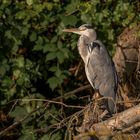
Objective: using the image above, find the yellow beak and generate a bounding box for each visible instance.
[63,28,81,35]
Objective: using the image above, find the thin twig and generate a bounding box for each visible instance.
[0,105,45,137]
[54,84,91,101]
[7,99,85,109]
[7,84,91,104]
[122,122,140,133]
[8,99,18,115]
[33,109,84,133]
[1,97,86,136]
[1,85,91,136]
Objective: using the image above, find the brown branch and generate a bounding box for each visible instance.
[89,104,140,137]
[7,99,85,109]
[34,109,84,133]
[122,122,140,133]
[7,84,91,104]
[1,98,86,137]
[54,84,91,101]
[1,85,91,137]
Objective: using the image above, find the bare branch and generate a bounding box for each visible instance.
[54,84,91,101]
[122,122,140,133]
[7,84,91,104]
[0,95,86,137]
[89,104,140,136]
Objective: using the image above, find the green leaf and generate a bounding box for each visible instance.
[41,135,50,140]
[108,29,114,41]
[34,4,44,13]
[46,52,56,61]
[5,30,12,39]
[13,69,21,79]
[36,36,43,45]
[21,27,29,35]
[65,0,80,14]
[61,48,70,58]
[43,44,50,53]
[15,11,26,20]
[25,59,33,69]
[17,72,30,86]
[18,133,36,140]
[0,66,6,77]
[9,106,28,121]
[7,86,16,99]
[41,132,61,140]
[61,15,78,26]
[49,132,62,140]
[49,66,57,72]
[17,77,24,86]
[44,2,53,11]
[51,36,57,43]
[55,68,61,77]
[43,44,58,53]
[16,56,25,68]
[47,76,59,90]
[32,45,42,51]
[1,77,14,87]
[57,41,63,48]
[26,0,33,6]
[57,74,66,84]
[30,32,37,42]
[81,14,92,23]
[11,44,19,54]
[59,74,66,80]
[56,51,64,63]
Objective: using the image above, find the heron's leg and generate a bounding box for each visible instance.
[92,91,104,112]
[92,91,101,100]
[98,110,109,120]
[92,91,111,120]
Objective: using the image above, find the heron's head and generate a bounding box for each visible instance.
[63,24,97,41]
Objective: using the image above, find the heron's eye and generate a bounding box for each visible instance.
[79,26,86,31]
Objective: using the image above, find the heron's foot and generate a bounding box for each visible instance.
[92,92,101,100]
[98,110,109,121]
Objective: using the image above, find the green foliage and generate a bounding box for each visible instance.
[40,132,62,140]
[9,106,28,121]
[0,0,139,139]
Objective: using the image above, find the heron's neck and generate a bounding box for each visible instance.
[78,31,97,63]
[78,35,91,63]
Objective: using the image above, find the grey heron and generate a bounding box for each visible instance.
[63,24,118,114]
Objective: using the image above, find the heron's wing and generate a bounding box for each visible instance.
[87,42,100,53]
[86,40,117,96]
[86,40,118,113]
[85,42,102,88]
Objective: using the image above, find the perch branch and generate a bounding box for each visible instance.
[89,103,140,136]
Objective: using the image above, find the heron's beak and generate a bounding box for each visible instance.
[63,28,81,35]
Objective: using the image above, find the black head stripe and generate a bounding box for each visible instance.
[88,42,100,53]
[80,24,93,29]
[92,42,100,48]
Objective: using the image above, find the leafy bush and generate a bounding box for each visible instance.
[0,0,139,139]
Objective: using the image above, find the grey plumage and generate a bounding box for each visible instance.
[63,24,118,113]
[84,40,117,113]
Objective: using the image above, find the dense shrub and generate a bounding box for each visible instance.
[0,0,139,139]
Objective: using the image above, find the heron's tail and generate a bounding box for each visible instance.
[107,98,116,114]
[100,88,117,114]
